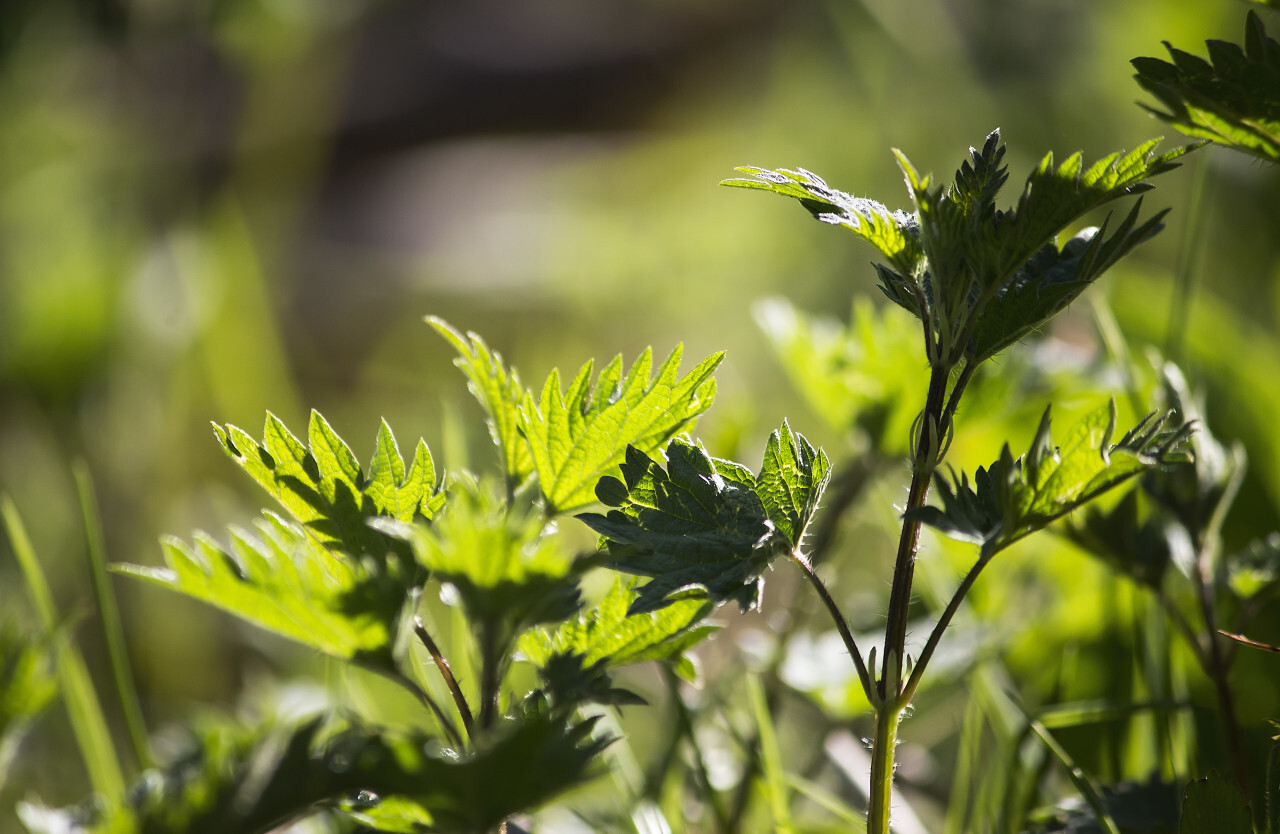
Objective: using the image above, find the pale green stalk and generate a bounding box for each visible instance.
[3,496,125,802]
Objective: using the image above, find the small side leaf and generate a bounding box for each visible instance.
[214,412,445,559]
[911,403,1193,558]
[115,514,410,668]
[722,166,925,279]
[518,578,717,689]
[428,317,533,487]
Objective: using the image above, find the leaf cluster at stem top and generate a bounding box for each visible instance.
[724,130,1200,372]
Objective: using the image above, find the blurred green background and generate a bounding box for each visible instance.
[2,0,1279,829]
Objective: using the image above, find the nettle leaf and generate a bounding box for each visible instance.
[966,199,1168,364]
[1134,10,1280,162]
[19,714,608,834]
[214,412,445,559]
[428,317,533,487]
[756,296,929,453]
[728,132,1194,368]
[378,481,583,647]
[911,402,1193,558]
[340,712,611,834]
[518,578,717,691]
[0,624,56,788]
[519,344,723,514]
[579,422,831,614]
[115,514,409,667]
[721,166,924,279]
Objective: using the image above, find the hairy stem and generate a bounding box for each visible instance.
[882,363,950,695]
[791,550,873,703]
[903,553,992,703]
[869,362,951,834]
[867,705,904,834]
[414,616,476,744]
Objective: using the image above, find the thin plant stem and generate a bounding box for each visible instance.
[414,616,476,744]
[1191,453,1250,797]
[387,669,463,748]
[903,553,992,703]
[2,495,126,801]
[789,550,872,703]
[866,705,903,834]
[478,631,503,731]
[74,462,153,772]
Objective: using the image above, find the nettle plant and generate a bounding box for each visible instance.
[9,12,1280,831]
[13,128,1204,834]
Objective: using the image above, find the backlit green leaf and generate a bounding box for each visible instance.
[428,317,533,487]
[518,578,716,682]
[519,345,722,513]
[378,480,582,639]
[579,423,830,614]
[912,403,1193,558]
[115,514,410,667]
[721,165,925,279]
[214,412,445,559]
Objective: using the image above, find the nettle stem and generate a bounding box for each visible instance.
[867,362,952,834]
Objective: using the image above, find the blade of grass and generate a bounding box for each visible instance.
[746,673,793,834]
[1021,709,1122,834]
[2,495,125,801]
[945,682,986,834]
[784,772,867,832]
[74,462,152,771]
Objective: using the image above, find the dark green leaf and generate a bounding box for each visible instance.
[19,713,609,834]
[967,200,1169,363]
[519,345,723,513]
[912,403,1193,558]
[115,514,410,667]
[578,424,830,614]
[428,317,533,487]
[1134,10,1280,161]
[214,412,445,559]
[1179,772,1252,834]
